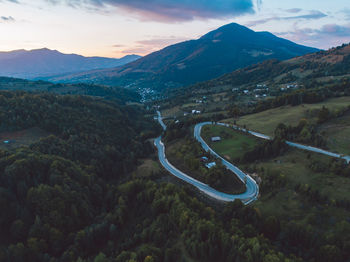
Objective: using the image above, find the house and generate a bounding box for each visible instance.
[287,84,299,89]
[192,110,201,114]
[201,156,209,162]
[3,140,9,144]
[243,90,249,94]
[184,112,189,116]
[205,162,216,169]
[211,137,221,142]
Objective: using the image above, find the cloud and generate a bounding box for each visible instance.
[276,23,350,49]
[286,8,302,14]
[318,24,350,37]
[0,16,15,22]
[136,36,189,47]
[341,9,350,20]
[120,36,190,55]
[47,0,256,22]
[246,10,327,27]
[291,10,327,20]
[121,47,152,55]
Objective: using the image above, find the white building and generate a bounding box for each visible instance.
[211,137,221,142]
[205,162,216,169]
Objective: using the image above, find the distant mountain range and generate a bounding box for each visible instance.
[0,48,141,79]
[48,23,319,90]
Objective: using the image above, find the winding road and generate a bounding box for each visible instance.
[154,111,350,204]
[217,122,350,164]
[154,112,259,204]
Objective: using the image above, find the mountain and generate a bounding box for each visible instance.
[163,43,350,114]
[49,23,319,89]
[0,48,141,79]
[189,43,350,91]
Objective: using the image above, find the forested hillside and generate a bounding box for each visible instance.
[1,44,349,262]
[191,43,350,91]
[155,77,350,262]
[0,92,303,261]
[157,43,350,120]
[0,77,140,103]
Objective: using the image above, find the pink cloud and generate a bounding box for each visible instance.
[50,0,255,22]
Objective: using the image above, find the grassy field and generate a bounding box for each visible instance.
[255,149,350,201]
[223,96,350,136]
[320,112,350,155]
[200,124,350,226]
[250,148,350,226]
[201,124,350,202]
[201,125,260,160]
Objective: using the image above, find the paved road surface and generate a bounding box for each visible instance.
[155,113,259,204]
[154,112,349,204]
[157,111,167,131]
[219,122,350,164]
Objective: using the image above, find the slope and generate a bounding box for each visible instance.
[0,48,141,79]
[0,76,140,103]
[48,23,318,90]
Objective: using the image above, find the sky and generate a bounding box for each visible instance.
[0,0,349,58]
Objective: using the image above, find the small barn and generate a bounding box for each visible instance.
[211,137,221,142]
[205,162,216,169]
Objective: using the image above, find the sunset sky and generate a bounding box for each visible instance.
[0,0,349,58]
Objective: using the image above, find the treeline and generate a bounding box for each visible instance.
[190,59,297,91]
[0,91,159,179]
[0,146,300,261]
[309,155,350,178]
[165,136,245,194]
[0,77,140,103]
[254,79,350,114]
[239,137,288,164]
[243,165,350,262]
[274,120,327,148]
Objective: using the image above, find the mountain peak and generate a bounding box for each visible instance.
[217,22,253,32]
[200,22,254,40]
[30,48,60,54]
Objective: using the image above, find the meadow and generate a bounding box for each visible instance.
[201,125,260,160]
[225,96,350,136]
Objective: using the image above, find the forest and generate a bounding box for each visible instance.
[0,77,140,104]
[0,91,314,262]
[0,85,349,261]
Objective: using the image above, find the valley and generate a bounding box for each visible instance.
[154,91,350,261]
[0,9,349,261]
